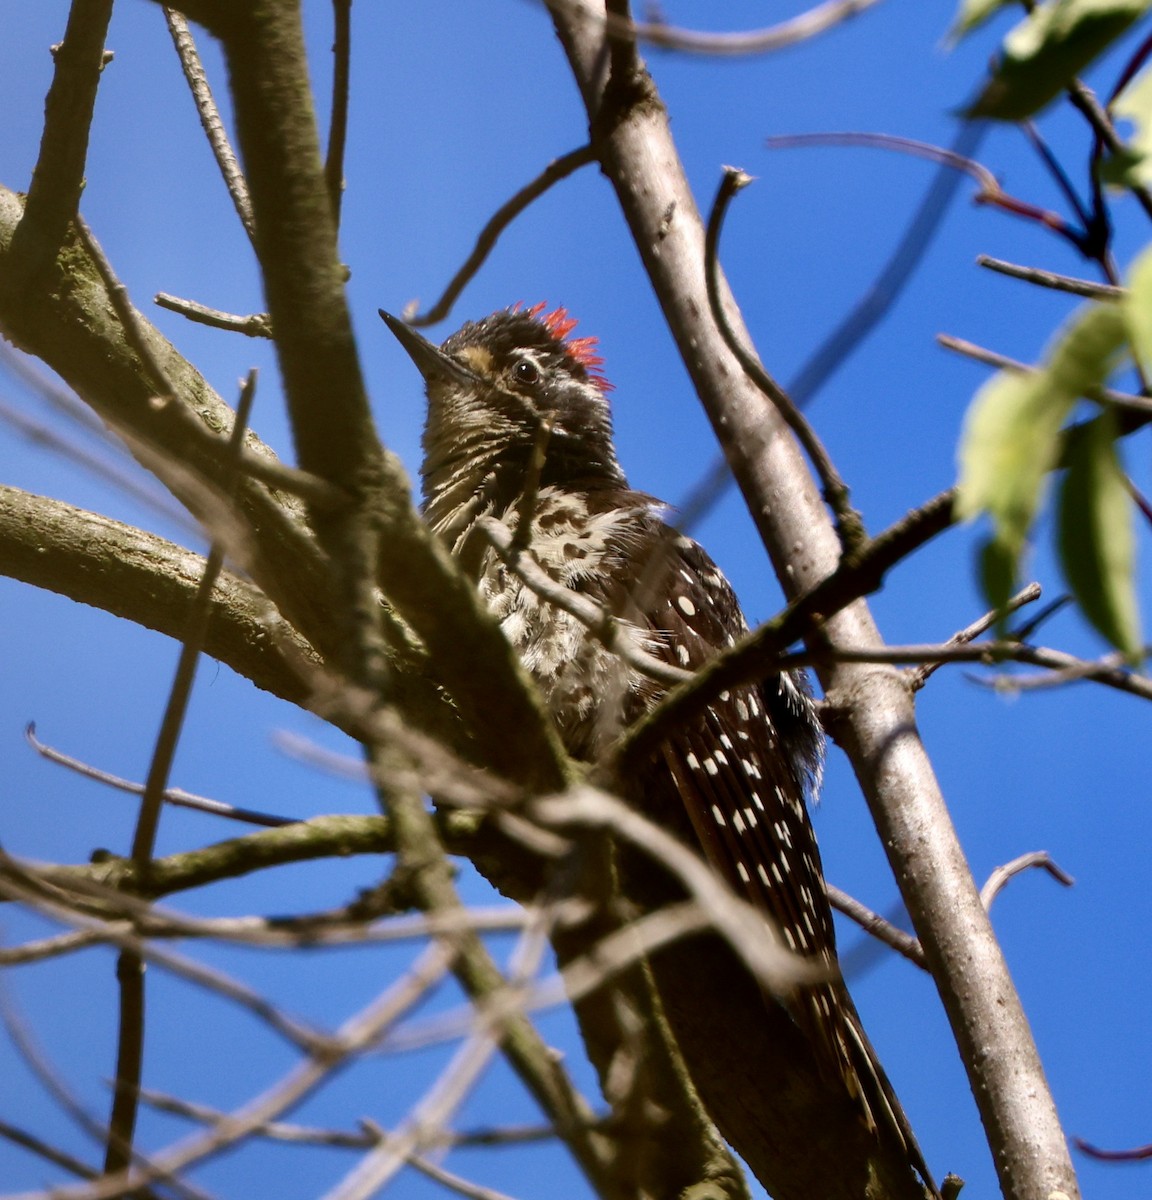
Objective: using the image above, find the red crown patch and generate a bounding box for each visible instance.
[519,301,613,393]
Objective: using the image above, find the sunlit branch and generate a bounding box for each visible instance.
[826,885,926,969]
[162,8,256,240]
[154,292,272,338]
[937,333,1152,415]
[325,0,353,229]
[543,0,885,57]
[9,0,114,282]
[406,146,596,328]
[704,167,863,550]
[980,852,1074,913]
[907,583,1042,692]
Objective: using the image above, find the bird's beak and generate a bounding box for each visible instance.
[379,310,478,387]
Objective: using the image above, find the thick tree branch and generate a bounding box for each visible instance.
[0,486,314,702]
[550,7,1079,1199]
[9,0,114,283]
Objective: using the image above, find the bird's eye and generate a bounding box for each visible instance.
[512,359,540,386]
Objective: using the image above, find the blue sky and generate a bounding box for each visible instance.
[1,2,1150,1197]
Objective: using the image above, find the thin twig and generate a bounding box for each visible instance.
[139,1090,564,1151]
[326,908,562,1200]
[139,1087,567,1171]
[154,292,272,337]
[672,118,983,534]
[937,333,1152,414]
[379,904,714,1058]
[0,810,476,910]
[971,645,1152,701]
[0,1118,98,1181]
[1011,595,1071,642]
[325,0,352,229]
[1066,78,1152,224]
[0,980,199,1200]
[76,217,177,401]
[406,1153,520,1200]
[826,884,926,968]
[907,583,1042,692]
[980,852,1074,913]
[0,861,331,1053]
[975,255,1124,300]
[544,0,885,57]
[533,787,821,995]
[767,131,1080,245]
[104,372,257,1178]
[407,145,596,327]
[787,121,987,407]
[0,392,190,530]
[1073,1136,1152,1161]
[1022,121,1096,242]
[131,371,257,860]
[782,640,1152,703]
[0,929,105,967]
[163,8,256,240]
[19,946,457,1200]
[27,722,294,828]
[704,167,863,549]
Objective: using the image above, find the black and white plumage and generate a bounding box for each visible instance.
[382,303,935,1196]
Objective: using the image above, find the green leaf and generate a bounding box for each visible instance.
[969,0,1151,121]
[956,303,1127,555]
[1103,66,1152,188]
[948,0,1018,42]
[1123,244,1152,375]
[979,535,1019,617]
[1057,410,1142,657]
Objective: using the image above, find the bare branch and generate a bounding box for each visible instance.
[0,486,321,709]
[704,167,863,549]
[0,930,105,967]
[27,723,294,828]
[906,583,1043,691]
[325,0,353,230]
[325,911,560,1200]
[9,0,114,282]
[937,333,1152,415]
[768,131,1082,248]
[139,1091,563,1151]
[550,9,1079,1196]
[406,1153,521,1200]
[407,145,596,327]
[787,120,986,407]
[617,489,957,772]
[154,292,271,337]
[533,788,822,997]
[976,255,1125,300]
[0,1117,97,1182]
[970,644,1152,702]
[104,373,256,1175]
[15,944,457,1200]
[162,8,255,240]
[980,853,1075,913]
[1073,1136,1152,1161]
[545,0,885,57]
[826,885,926,969]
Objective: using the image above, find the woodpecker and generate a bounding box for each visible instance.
[381,303,936,1196]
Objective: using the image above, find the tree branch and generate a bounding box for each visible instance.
[550,7,1080,1198]
[8,0,114,283]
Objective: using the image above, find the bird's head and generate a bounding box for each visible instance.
[381,304,626,518]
